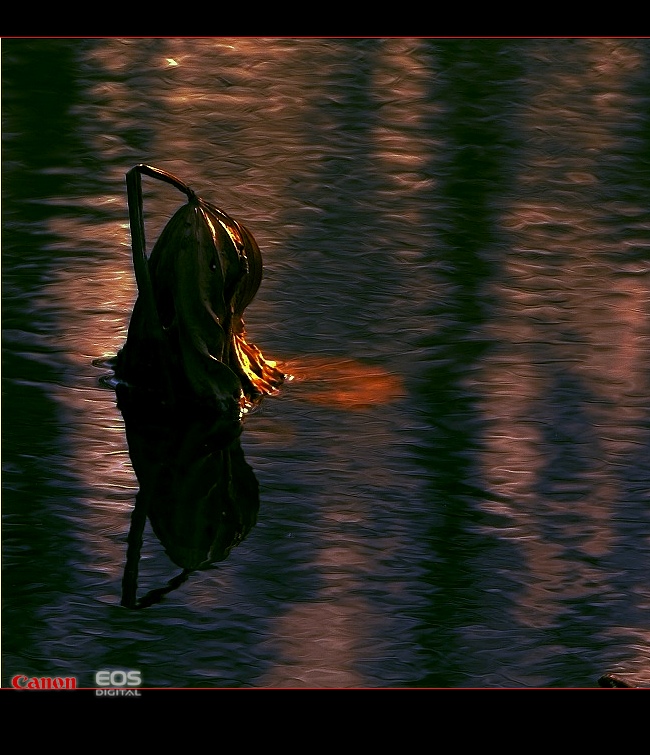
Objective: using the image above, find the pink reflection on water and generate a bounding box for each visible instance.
[30,36,650,685]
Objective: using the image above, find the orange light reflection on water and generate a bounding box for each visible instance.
[281,355,407,411]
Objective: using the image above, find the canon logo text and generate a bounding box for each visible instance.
[12,675,77,690]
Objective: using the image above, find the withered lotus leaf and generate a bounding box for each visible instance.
[115,165,284,414]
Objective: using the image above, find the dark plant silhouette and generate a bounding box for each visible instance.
[104,165,284,608]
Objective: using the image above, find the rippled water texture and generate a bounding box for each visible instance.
[2,38,650,688]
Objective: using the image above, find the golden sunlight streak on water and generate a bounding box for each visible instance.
[283,356,406,410]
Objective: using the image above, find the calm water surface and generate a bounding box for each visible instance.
[2,37,650,688]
